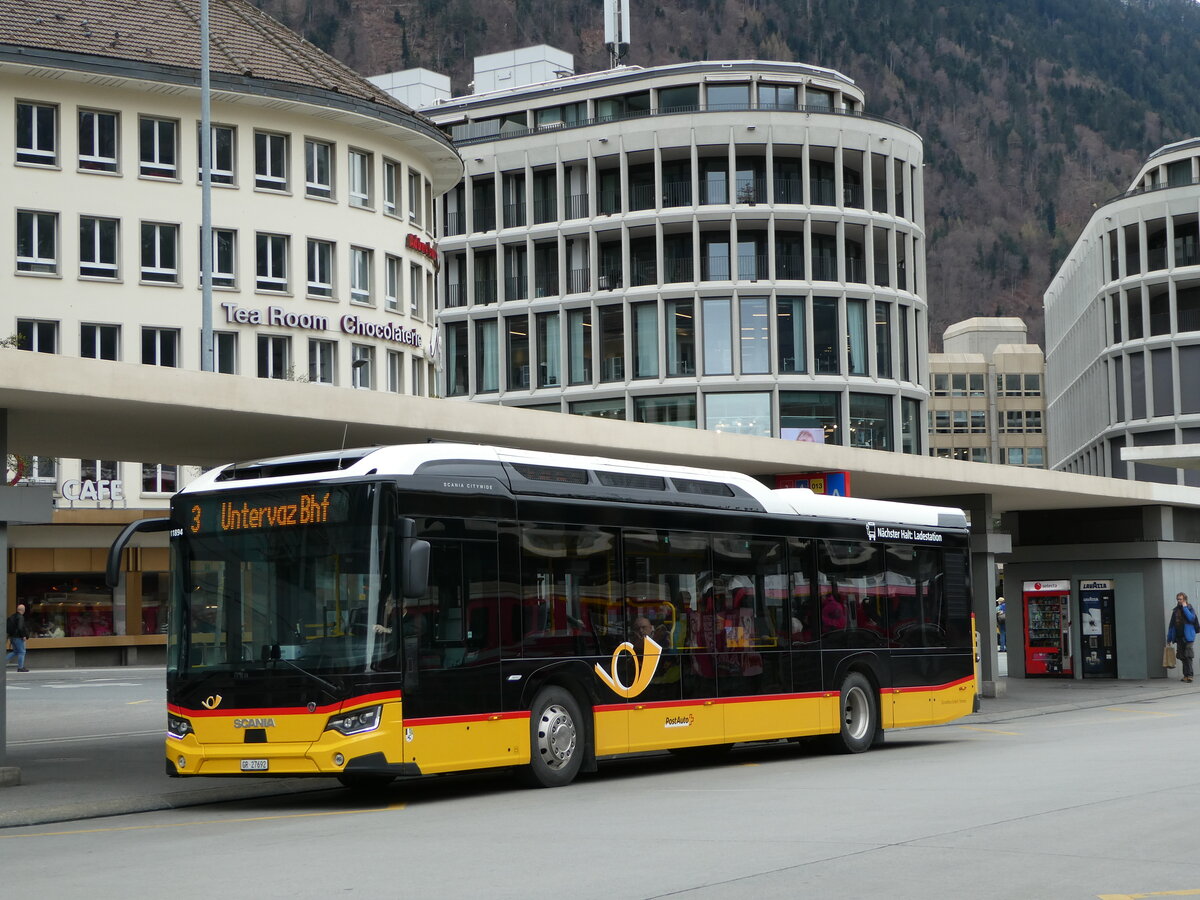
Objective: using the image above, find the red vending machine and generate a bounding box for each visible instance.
[1023,580,1074,677]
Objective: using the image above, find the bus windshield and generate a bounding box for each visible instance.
[170,483,389,681]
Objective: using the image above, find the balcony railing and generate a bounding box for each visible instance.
[566,193,588,219]
[451,100,895,148]
[631,258,657,286]
[567,267,590,293]
[629,183,656,211]
[533,198,556,224]
[734,178,766,205]
[776,254,804,280]
[874,261,890,286]
[664,256,694,283]
[443,211,465,236]
[775,179,803,204]
[503,202,526,228]
[812,256,837,281]
[810,179,836,206]
[598,266,623,290]
[474,280,497,305]
[872,187,888,213]
[597,189,621,215]
[846,257,865,283]
[473,207,496,232]
[701,257,731,280]
[505,275,527,301]
[737,253,767,281]
[662,181,692,207]
[446,283,467,307]
[844,183,864,208]
[534,272,559,298]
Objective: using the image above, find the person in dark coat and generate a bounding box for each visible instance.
[1167,592,1199,683]
[6,602,31,672]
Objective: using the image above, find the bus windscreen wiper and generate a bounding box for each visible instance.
[267,645,340,696]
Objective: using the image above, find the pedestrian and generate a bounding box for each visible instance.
[996,595,1007,652]
[1166,592,1198,683]
[6,602,31,672]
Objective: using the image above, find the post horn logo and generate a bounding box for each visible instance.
[594,636,662,699]
[201,694,223,710]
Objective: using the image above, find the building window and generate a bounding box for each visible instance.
[80,216,118,279]
[81,459,119,482]
[81,323,119,360]
[408,168,423,225]
[813,297,840,374]
[352,344,374,389]
[666,299,696,376]
[776,296,806,374]
[780,391,840,444]
[16,210,57,274]
[409,263,423,317]
[256,233,289,292]
[933,410,951,433]
[635,395,698,427]
[386,349,404,392]
[740,296,770,374]
[446,322,469,395]
[17,319,58,353]
[16,101,57,165]
[536,311,561,387]
[476,319,499,392]
[970,410,987,433]
[254,131,288,191]
[27,456,57,483]
[201,228,237,288]
[142,464,178,494]
[1026,410,1043,432]
[348,149,373,208]
[215,331,238,374]
[257,334,290,379]
[309,339,336,384]
[306,239,334,298]
[383,160,399,216]
[350,247,372,304]
[78,109,118,173]
[1006,448,1025,466]
[140,222,179,283]
[304,138,333,199]
[142,327,179,367]
[410,356,425,395]
[702,298,732,375]
[705,391,771,436]
[198,124,235,185]
[1025,374,1042,395]
[139,116,177,178]
[385,255,402,311]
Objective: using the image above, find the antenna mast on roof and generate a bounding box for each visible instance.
[604,0,631,68]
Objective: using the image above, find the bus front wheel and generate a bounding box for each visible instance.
[830,672,877,754]
[522,686,585,788]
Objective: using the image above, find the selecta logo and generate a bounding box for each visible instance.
[594,636,663,699]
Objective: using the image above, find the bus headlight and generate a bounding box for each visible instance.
[167,714,194,739]
[325,705,382,736]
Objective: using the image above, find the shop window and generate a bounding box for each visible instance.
[16,573,114,638]
[141,572,169,635]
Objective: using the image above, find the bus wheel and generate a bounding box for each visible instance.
[337,773,395,792]
[522,687,584,788]
[830,672,877,754]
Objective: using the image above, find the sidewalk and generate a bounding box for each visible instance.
[2,668,1197,829]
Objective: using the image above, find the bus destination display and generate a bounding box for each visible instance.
[186,490,349,535]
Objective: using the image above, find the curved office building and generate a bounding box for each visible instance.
[1045,138,1200,485]
[421,55,929,453]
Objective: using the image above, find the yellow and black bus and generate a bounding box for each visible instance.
[108,443,977,789]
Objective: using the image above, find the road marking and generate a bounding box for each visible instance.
[0,802,407,839]
[1103,707,1178,717]
[8,730,163,746]
[1097,890,1200,899]
[126,699,153,705]
[957,725,1020,735]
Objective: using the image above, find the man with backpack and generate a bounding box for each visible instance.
[6,602,30,672]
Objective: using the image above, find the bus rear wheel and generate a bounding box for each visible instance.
[522,686,585,788]
[829,672,877,754]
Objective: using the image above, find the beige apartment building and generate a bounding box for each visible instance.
[928,318,1047,467]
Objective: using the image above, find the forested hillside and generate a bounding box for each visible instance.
[255,0,1200,347]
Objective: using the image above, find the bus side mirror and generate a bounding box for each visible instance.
[403,539,430,599]
[397,517,430,600]
[106,517,175,588]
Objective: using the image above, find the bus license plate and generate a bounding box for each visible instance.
[240,759,269,772]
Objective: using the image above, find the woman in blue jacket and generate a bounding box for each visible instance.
[1167,592,1199,682]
